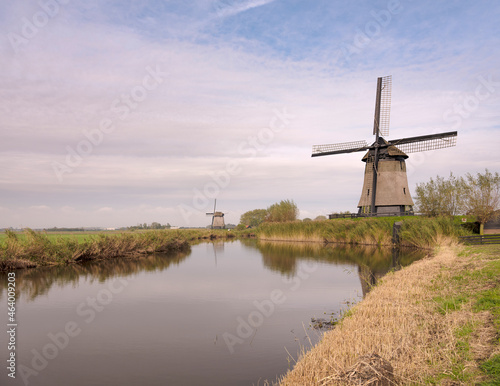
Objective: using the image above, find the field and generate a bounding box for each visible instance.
[0,230,105,244]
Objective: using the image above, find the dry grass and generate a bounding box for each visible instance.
[277,243,500,385]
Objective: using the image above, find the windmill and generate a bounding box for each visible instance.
[206,199,226,229]
[312,75,457,216]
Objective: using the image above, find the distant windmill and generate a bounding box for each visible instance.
[312,75,457,216]
[206,199,226,229]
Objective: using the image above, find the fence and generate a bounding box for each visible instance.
[328,211,415,219]
[459,234,500,245]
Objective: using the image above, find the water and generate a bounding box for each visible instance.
[0,240,425,386]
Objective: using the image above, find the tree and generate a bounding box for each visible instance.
[265,199,299,222]
[239,209,267,228]
[463,169,500,234]
[314,215,327,221]
[415,173,466,216]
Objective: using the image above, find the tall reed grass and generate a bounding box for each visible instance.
[258,216,470,248]
[0,228,240,271]
[398,216,469,248]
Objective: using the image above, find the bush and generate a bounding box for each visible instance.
[265,199,299,222]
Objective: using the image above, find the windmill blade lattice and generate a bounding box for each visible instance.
[312,140,369,156]
[391,132,457,154]
[310,75,457,217]
[377,75,392,137]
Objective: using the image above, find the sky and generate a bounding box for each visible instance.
[0,0,499,228]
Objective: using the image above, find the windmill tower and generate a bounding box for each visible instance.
[206,199,226,229]
[312,75,457,216]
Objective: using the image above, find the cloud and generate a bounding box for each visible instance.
[213,0,278,19]
[97,207,113,213]
[0,2,499,228]
[29,205,50,211]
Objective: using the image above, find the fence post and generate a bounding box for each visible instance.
[392,221,402,245]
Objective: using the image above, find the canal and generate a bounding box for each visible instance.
[0,240,425,385]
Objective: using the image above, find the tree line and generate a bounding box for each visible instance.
[239,199,300,228]
[415,169,500,233]
[128,222,172,230]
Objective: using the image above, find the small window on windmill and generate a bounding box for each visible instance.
[367,189,370,196]
[403,188,406,195]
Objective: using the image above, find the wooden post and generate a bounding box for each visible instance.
[392,221,402,245]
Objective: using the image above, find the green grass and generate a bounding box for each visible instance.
[0,231,100,245]
[433,295,468,314]
[426,245,500,384]
[480,355,500,385]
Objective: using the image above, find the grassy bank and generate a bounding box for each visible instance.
[1,216,467,271]
[0,228,248,271]
[258,216,470,248]
[277,243,500,385]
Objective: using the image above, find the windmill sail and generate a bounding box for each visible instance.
[379,76,392,137]
[391,131,457,154]
[312,140,369,157]
[311,75,457,217]
[312,131,457,157]
[370,75,392,212]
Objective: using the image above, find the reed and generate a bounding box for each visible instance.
[398,215,469,248]
[258,216,469,248]
[0,228,241,271]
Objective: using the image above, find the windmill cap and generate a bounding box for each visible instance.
[362,145,409,162]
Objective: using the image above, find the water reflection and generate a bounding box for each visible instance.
[0,240,427,386]
[0,240,427,302]
[207,240,225,266]
[0,249,190,301]
[249,240,427,296]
